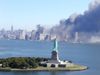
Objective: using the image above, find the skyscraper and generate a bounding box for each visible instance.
[11,25,14,33]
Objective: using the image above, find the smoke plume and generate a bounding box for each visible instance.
[52,0,100,34]
[50,0,100,41]
[74,0,100,32]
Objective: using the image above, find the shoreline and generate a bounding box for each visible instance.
[0,64,88,72]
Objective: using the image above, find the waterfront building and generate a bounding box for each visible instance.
[11,25,14,33]
[31,30,35,40]
[74,32,79,43]
[39,34,46,40]
[50,35,56,40]
[18,30,26,40]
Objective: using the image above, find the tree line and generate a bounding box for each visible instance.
[0,57,49,69]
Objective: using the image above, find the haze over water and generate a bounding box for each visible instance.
[0,40,100,75]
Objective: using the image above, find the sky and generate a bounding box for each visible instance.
[0,0,92,30]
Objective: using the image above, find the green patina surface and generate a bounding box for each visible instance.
[53,38,58,51]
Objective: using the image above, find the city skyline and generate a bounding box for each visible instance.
[0,0,91,30]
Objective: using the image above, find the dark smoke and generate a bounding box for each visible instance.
[74,4,100,32]
[50,0,100,40]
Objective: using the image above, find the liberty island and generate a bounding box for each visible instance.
[0,38,88,71]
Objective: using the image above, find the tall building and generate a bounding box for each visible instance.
[74,32,79,43]
[31,30,35,40]
[11,25,14,33]
[39,34,46,40]
[18,30,26,40]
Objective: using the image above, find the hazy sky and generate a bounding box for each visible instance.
[0,0,92,30]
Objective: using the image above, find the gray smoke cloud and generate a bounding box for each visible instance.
[51,0,100,34]
[49,0,100,41]
[89,0,100,10]
[74,0,100,32]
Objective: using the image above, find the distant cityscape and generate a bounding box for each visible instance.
[0,25,50,41]
[0,0,100,43]
[0,23,100,43]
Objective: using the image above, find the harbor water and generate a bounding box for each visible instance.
[0,40,100,75]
